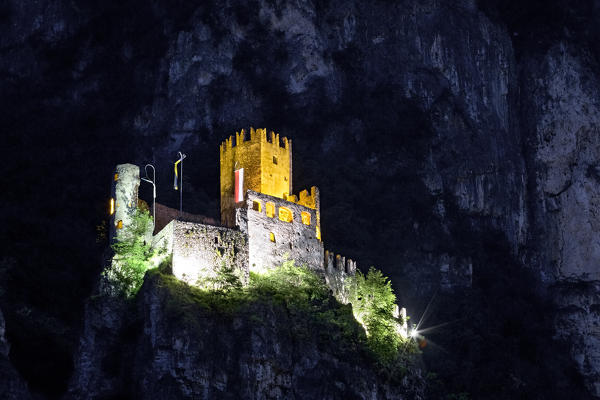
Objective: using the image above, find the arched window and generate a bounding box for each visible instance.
[301,211,311,225]
[278,207,293,222]
[266,202,275,218]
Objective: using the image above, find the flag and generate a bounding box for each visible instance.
[235,168,244,202]
[174,159,181,190]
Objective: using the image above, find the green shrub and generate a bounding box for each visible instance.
[105,209,156,298]
[354,267,403,364]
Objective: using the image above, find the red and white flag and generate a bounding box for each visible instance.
[234,168,244,202]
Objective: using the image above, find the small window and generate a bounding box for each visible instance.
[109,198,115,215]
[316,226,321,240]
[301,211,311,225]
[270,232,276,242]
[116,220,123,229]
[279,207,293,222]
[273,156,278,164]
[114,173,119,181]
[252,200,262,212]
[266,202,275,218]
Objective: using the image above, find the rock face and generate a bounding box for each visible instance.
[522,42,600,396]
[67,272,424,399]
[3,0,600,398]
[0,309,31,400]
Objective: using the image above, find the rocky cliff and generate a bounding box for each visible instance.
[2,0,600,398]
[67,271,424,399]
[0,309,31,400]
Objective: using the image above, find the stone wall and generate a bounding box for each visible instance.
[170,220,248,286]
[154,202,218,234]
[323,250,357,304]
[244,190,323,272]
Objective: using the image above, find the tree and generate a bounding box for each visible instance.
[106,209,155,297]
[353,267,401,363]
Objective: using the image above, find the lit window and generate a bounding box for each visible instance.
[266,202,275,218]
[252,200,262,212]
[316,226,321,240]
[116,220,123,229]
[109,198,115,215]
[301,211,311,225]
[279,207,293,222]
[270,232,276,242]
[273,156,278,164]
[114,173,119,181]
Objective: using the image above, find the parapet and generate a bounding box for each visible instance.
[325,250,357,275]
[219,127,291,154]
[284,186,319,210]
[324,249,356,304]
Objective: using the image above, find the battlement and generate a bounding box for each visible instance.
[219,127,291,154]
[220,127,293,227]
[284,186,319,210]
[323,249,357,304]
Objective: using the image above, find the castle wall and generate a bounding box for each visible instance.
[244,190,323,273]
[154,202,218,234]
[323,250,357,304]
[169,221,249,287]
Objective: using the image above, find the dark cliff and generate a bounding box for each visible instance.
[66,270,424,399]
[2,0,600,398]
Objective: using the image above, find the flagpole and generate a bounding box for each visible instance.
[176,152,186,218]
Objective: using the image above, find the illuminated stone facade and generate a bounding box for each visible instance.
[220,128,293,227]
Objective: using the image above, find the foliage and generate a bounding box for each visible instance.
[105,209,156,298]
[204,261,243,293]
[248,259,329,306]
[353,267,404,365]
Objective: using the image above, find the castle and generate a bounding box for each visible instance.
[109,128,358,302]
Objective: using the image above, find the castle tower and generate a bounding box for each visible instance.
[220,128,292,226]
[109,163,140,242]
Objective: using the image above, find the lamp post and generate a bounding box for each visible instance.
[174,151,186,218]
[141,164,156,230]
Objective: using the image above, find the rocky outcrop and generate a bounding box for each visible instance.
[0,309,31,400]
[522,42,600,396]
[67,272,424,399]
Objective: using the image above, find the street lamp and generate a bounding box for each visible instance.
[174,151,186,217]
[141,164,156,230]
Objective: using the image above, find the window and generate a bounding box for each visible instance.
[301,211,311,225]
[278,207,293,222]
[252,200,262,212]
[316,226,321,240]
[273,156,278,164]
[114,173,119,181]
[270,232,276,242]
[116,220,123,229]
[266,202,275,218]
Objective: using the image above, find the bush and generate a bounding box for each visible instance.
[105,209,156,298]
[354,267,404,365]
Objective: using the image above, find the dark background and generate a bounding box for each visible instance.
[1,0,599,398]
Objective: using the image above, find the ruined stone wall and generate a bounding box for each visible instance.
[170,221,248,286]
[323,250,357,304]
[244,191,323,272]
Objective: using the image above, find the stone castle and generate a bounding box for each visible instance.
[109,128,357,302]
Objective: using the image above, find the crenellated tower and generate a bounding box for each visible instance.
[220,128,292,226]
